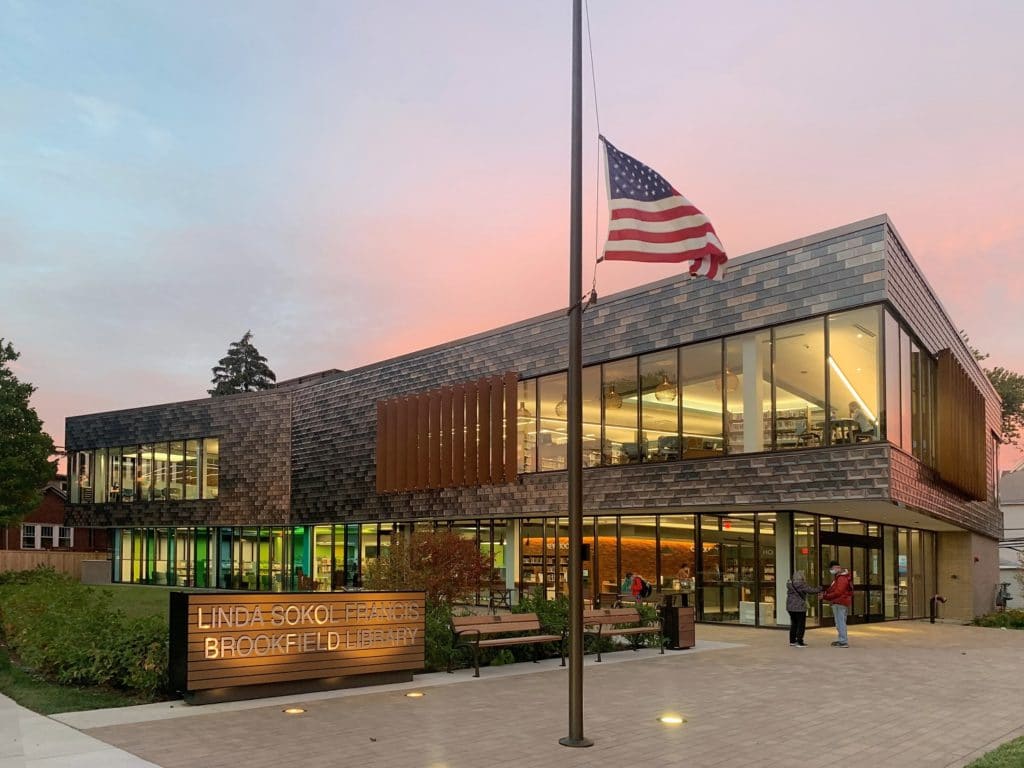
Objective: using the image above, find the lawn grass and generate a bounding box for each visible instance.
[965,736,1024,768]
[86,583,178,620]
[0,644,153,715]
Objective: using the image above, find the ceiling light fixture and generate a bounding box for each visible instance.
[517,401,531,419]
[654,375,677,403]
[853,323,877,338]
[555,394,567,418]
[605,385,623,410]
[715,370,739,393]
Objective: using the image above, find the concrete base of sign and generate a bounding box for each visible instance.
[182,669,415,705]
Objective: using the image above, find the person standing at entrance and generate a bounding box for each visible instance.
[821,560,853,648]
[786,571,820,647]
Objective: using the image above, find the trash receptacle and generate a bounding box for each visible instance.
[660,596,696,650]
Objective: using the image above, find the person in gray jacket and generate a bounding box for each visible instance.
[786,571,821,647]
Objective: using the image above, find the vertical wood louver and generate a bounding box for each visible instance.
[375,374,520,493]
[935,349,987,500]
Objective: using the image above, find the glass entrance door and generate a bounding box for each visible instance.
[820,532,884,624]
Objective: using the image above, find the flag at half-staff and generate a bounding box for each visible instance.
[599,135,728,280]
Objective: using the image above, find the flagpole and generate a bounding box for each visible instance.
[559,0,592,749]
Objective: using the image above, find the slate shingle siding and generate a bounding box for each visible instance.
[65,217,1002,539]
[882,223,1002,531]
[65,391,292,527]
[290,219,892,522]
[345,444,892,523]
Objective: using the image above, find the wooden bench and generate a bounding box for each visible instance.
[451,613,564,677]
[583,606,663,662]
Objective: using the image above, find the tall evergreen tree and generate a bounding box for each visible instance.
[208,331,277,396]
[0,339,56,525]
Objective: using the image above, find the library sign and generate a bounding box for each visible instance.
[169,591,425,703]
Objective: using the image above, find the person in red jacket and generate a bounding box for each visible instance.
[821,560,853,647]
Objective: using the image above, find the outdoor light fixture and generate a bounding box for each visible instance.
[405,691,425,698]
[658,714,686,725]
[555,394,567,418]
[517,401,531,419]
[283,707,306,715]
[654,374,677,403]
[605,385,623,410]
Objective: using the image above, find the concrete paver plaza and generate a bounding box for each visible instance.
[14,621,1024,768]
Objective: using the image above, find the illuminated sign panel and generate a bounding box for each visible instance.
[170,592,425,696]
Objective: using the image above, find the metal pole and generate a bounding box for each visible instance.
[559,0,592,749]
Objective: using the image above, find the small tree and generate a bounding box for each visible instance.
[0,340,56,525]
[987,367,1024,447]
[363,530,490,607]
[959,333,1024,448]
[208,330,277,396]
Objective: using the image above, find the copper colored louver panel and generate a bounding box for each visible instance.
[375,373,520,494]
[935,350,987,501]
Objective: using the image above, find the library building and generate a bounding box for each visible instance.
[66,216,1003,629]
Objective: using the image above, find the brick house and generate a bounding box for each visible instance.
[1,477,110,553]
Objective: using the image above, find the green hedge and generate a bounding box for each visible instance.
[972,610,1024,629]
[0,567,168,696]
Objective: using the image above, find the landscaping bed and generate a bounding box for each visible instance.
[0,568,170,712]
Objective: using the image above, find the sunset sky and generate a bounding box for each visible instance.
[2,0,1022,468]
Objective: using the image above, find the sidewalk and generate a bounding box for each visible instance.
[15,622,1024,768]
[0,692,159,768]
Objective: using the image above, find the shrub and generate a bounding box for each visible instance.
[423,602,460,672]
[363,530,490,607]
[973,610,1024,629]
[0,568,169,696]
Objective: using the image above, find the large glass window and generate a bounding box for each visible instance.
[75,451,93,503]
[883,310,902,446]
[899,328,913,450]
[516,379,537,474]
[168,441,184,500]
[828,306,881,444]
[660,515,695,595]
[792,513,819,622]
[94,449,108,503]
[203,438,219,499]
[725,330,771,454]
[153,442,169,501]
[681,340,724,457]
[185,440,200,499]
[108,447,122,502]
[594,516,619,601]
[581,365,601,468]
[603,358,639,465]
[537,373,567,471]
[139,444,154,502]
[119,447,136,503]
[773,318,827,450]
[639,350,679,462]
[618,515,657,597]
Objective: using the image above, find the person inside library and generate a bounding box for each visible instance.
[849,400,873,438]
[785,570,820,647]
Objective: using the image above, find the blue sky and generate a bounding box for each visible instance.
[1,0,1022,465]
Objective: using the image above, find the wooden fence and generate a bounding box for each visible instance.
[0,551,110,580]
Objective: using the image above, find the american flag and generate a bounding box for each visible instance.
[600,136,727,280]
